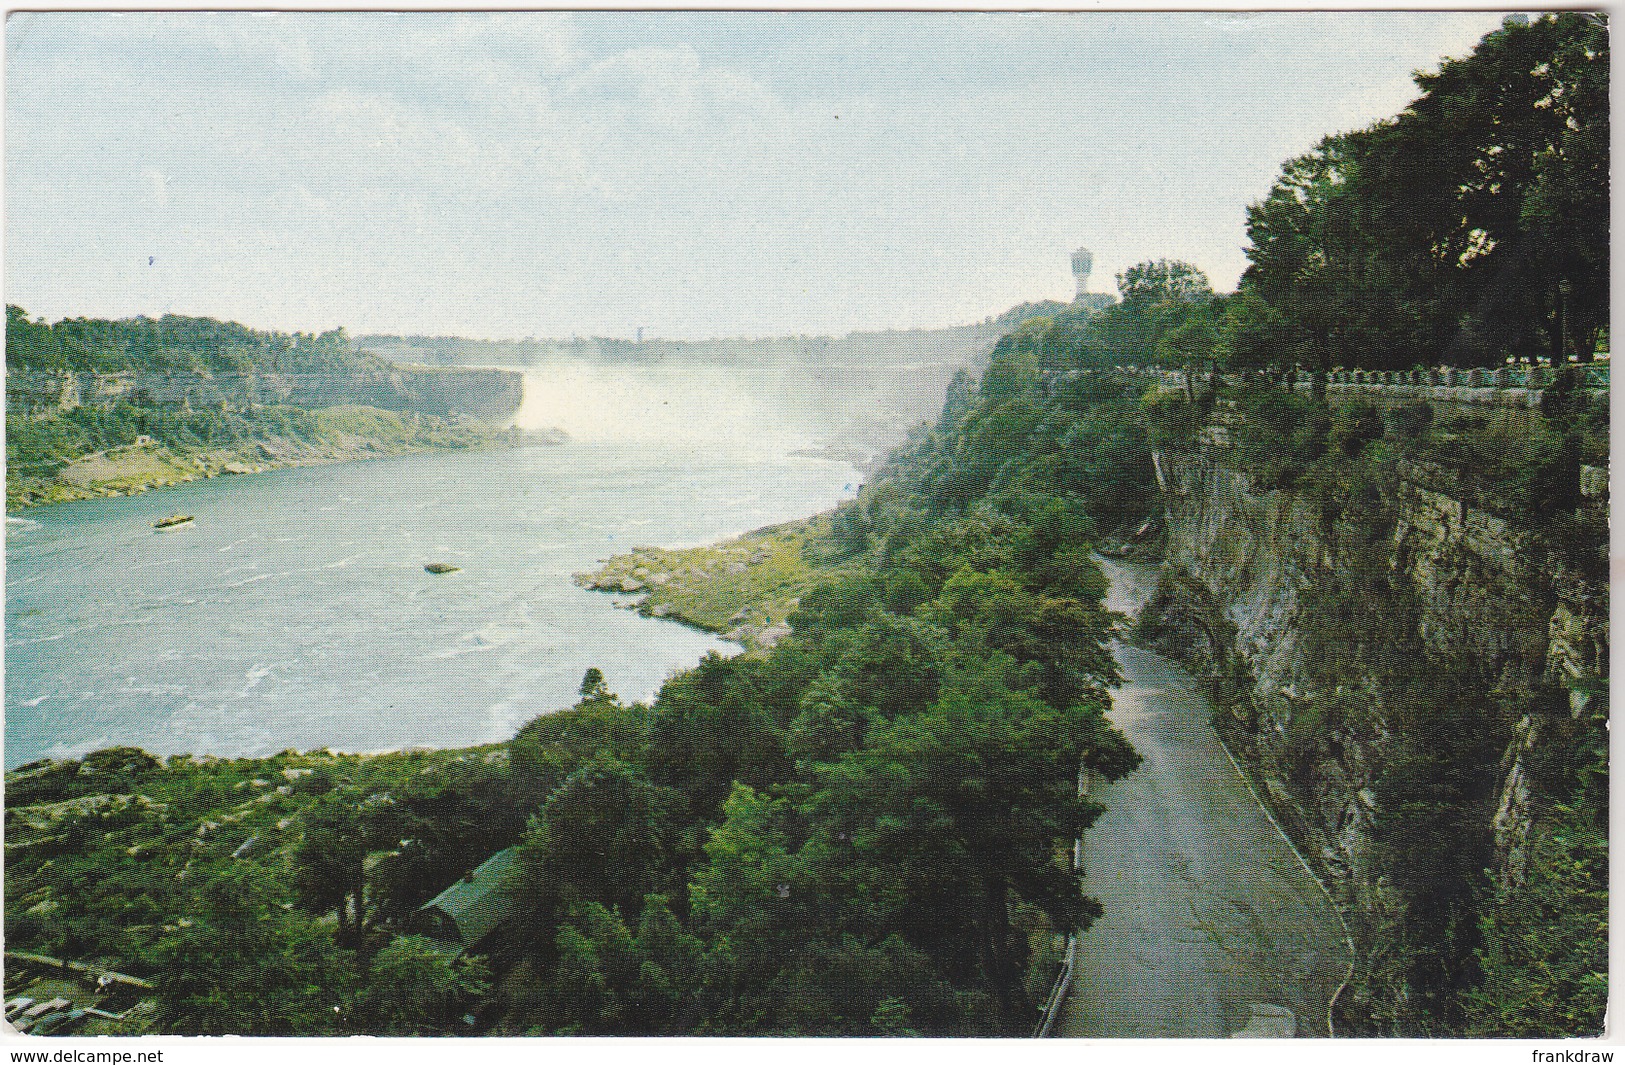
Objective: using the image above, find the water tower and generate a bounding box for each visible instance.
[1071,247,1094,301]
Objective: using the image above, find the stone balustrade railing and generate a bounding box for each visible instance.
[1280,363,1607,390]
[1048,362,1609,393]
[1197,363,1608,391]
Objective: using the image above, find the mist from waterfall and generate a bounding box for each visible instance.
[513,360,821,456]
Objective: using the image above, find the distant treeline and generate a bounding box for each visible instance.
[356,300,1071,368]
[6,306,383,377]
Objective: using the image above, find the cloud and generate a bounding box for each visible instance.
[6,11,1509,339]
[566,44,780,132]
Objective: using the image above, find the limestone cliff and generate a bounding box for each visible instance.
[7,364,524,424]
[6,364,525,509]
[1137,409,1608,1033]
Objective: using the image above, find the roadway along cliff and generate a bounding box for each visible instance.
[1056,557,1350,1039]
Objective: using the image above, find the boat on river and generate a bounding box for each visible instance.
[153,514,194,531]
[424,562,460,575]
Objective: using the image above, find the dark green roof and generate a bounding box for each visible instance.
[418,847,521,948]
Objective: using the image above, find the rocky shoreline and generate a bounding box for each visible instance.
[6,423,536,511]
[574,513,858,651]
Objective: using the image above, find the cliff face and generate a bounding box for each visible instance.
[6,364,524,509]
[7,365,524,423]
[1140,434,1608,1031]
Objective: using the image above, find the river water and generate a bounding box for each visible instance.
[5,418,859,768]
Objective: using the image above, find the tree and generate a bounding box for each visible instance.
[365,758,529,923]
[509,688,649,809]
[1241,14,1609,368]
[927,567,1118,708]
[641,653,797,815]
[514,755,679,930]
[520,894,706,1035]
[1240,134,1428,370]
[1464,816,1608,1036]
[578,667,609,700]
[151,865,348,1035]
[785,678,877,769]
[353,935,491,1034]
[6,306,66,370]
[824,615,944,721]
[1116,259,1214,309]
[801,685,1139,1029]
[292,799,369,940]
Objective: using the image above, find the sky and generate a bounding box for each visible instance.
[5,10,1511,341]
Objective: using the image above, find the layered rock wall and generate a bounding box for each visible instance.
[1142,434,1608,1024]
[7,365,525,423]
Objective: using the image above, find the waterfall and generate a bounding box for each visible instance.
[513,360,816,455]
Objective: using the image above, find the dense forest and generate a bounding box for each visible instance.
[4,13,1607,1038]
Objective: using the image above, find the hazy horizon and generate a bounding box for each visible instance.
[8,11,1507,342]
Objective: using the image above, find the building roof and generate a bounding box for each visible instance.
[418,847,522,949]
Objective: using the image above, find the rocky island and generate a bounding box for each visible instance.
[575,512,864,650]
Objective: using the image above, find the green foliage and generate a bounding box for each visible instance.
[292,798,370,938]
[1141,389,1200,450]
[785,679,877,769]
[1383,401,1434,442]
[681,667,1139,1034]
[578,667,608,699]
[150,864,349,1035]
[530,897,704,1035]
[1464,808,1608,1036]
[1465,688,1608,1037]
[7,306,379,375]
[1371,689,1507,1031]
[1240,14,1609,367]
[640,653,800,818]
[510,689,650,802]
[797,684,1135,1027]
[352,936,491,1034]
[927,567,1117,706]
[1116,259,1214,309]
[1409,409,1588,526]
[1228,384,1331,489]
[515,756,681,930]
[1331,401,1385,458]
[365,757,530,923]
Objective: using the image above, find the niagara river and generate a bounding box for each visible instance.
[5,366,860,768]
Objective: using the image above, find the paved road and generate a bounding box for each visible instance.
[1055,558,1350,1039]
